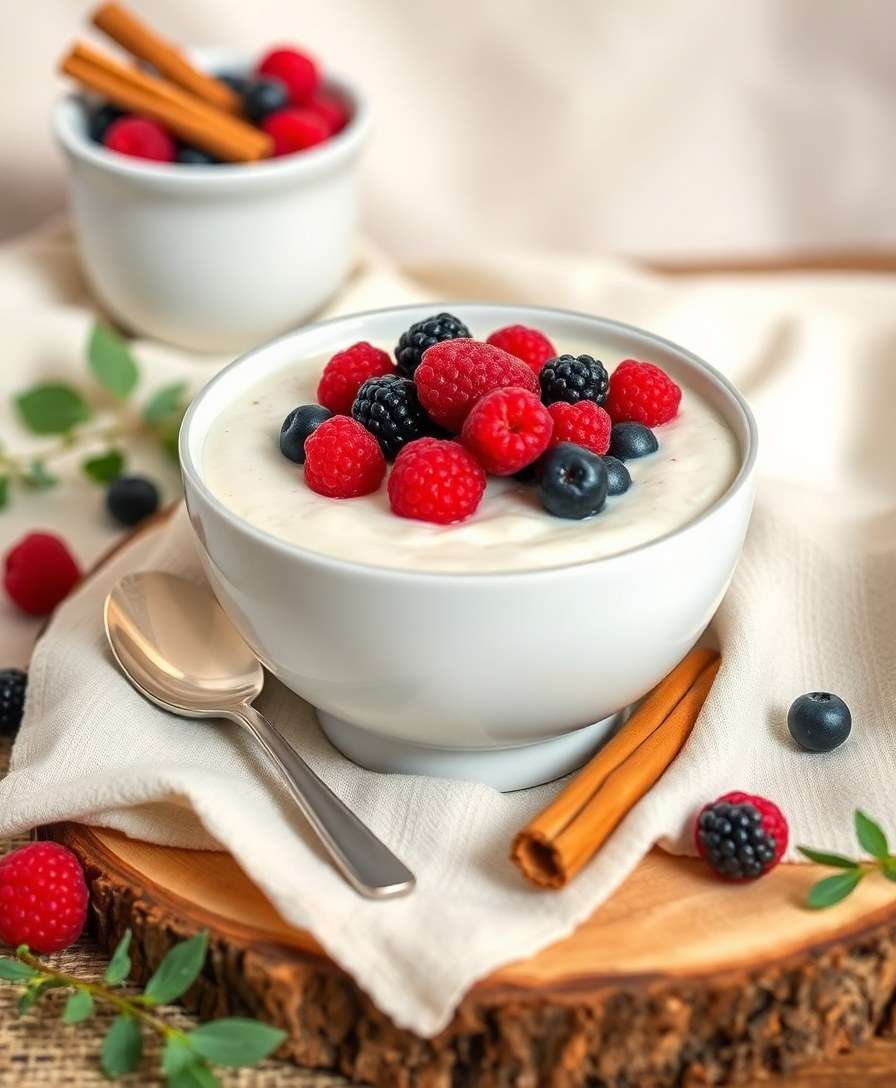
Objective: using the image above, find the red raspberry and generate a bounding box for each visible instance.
[317,342,396,414]
[388,438,486,524]
[606,359,682,427]
[0,842,89,953]
[257,46,320,106]
[103,116,176,162]
[461,387,553,476]
[415,340,539,433]
[695,791,788,882]
[304,416,385,498]
[261,109,330,156]
[4,532,81,616]
[307,90,350,135]
[547,401,611,456]
[486,325,556,374]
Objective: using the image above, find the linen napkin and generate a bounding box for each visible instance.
[3,227,896,1037]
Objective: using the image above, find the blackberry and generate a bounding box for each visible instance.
[696,801,778,880]
[540,354,609,406]
[394,312,471,378]
[0,669,27,734]
[352,375,437,459]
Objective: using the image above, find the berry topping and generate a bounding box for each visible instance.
[608,421,659,461]
[539,354,609,406]
[0,842,89,953]
[486,325,556,374]
[537,443,608,520]
[394,312,472,378]
[307,90,350,134]
[106,476,160,527]
[280,404,332,464]
[602,455,632,496]
[787,692,852,753]
[547,400,611,456]
[4,533,80,616]
[606,359,682,427]
[304,416,385,498]
[103,116,176,162]
[696,792,788,881]
[242,77,291,123]
[261,108,330,155]
[388,438,486,524]
[216,72,247,96]
[317,341,396,415]
[352,375,437,459]
[0,668,26,734]
[415,340,539,433]
[176,146,217,165]
[461,387,553,476]
[87,103,124,143]
[257,46,320,106]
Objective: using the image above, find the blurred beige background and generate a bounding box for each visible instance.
[9,0,896,261]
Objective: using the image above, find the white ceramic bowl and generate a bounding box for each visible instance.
[53,51,368,353]
[181,303,758,789]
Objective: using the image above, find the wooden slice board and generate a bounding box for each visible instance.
[35,512,896,1087]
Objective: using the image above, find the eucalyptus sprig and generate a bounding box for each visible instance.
[0,929,285,1086]
[0,322,189,509]
[799,810,896,908]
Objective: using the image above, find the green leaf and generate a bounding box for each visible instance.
[855,810,889,859]
[0,475,8,510]
[161,425,181,462]
[82,448,125,485]
[162,1036,195,1076]
[882,858,896,883]
[797,846,860,869]
[15,383,90,435]
[143,932,207,1006]
[0,958,38,981]
[100,1015,142,1077]
[88,323,139,399]
[21,460,57,491]
[62,989,94,1023]
[187,1018,286,1068]
[104,929,132,986]
[18,977,66,1014]
[806,868,864,909]
[167,1060,220,1088]
[143,382,187,426]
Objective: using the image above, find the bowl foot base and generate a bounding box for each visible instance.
[315,710,623,791]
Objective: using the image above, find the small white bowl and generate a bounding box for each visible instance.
[53,51,368,353]
[181,303,758,789]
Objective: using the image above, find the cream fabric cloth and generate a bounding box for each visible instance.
[2,225,896,1036]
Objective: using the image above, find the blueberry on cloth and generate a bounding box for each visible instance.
[537,442,608,519]
[787,692,852,752]
[608,422,658,461]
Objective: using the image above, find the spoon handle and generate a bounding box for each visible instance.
[231,703,415,899]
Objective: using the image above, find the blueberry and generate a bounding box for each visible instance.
[537,442,608,519]
[87,103,124,143]
[602,455,631,495]
[106,476,160,527]
[280,404,332,464]
[608,422,659,461]
[242,78,290,123]
[216,72,248,95]
[787,692,852,752]
[176,146,218,165]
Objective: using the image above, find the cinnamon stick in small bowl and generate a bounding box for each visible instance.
[511,648,720,889]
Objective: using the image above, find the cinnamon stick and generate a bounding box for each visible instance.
[61,42,271,162]
[511,649,720,888]
[92,2,241,114]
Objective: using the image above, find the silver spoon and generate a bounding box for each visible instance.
[104,571,415,900]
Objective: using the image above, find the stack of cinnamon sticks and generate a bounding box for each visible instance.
[512,648,720,888]
[59,3,271,162]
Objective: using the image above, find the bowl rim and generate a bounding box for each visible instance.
[52,68,369,186]
[180,301,759,582]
